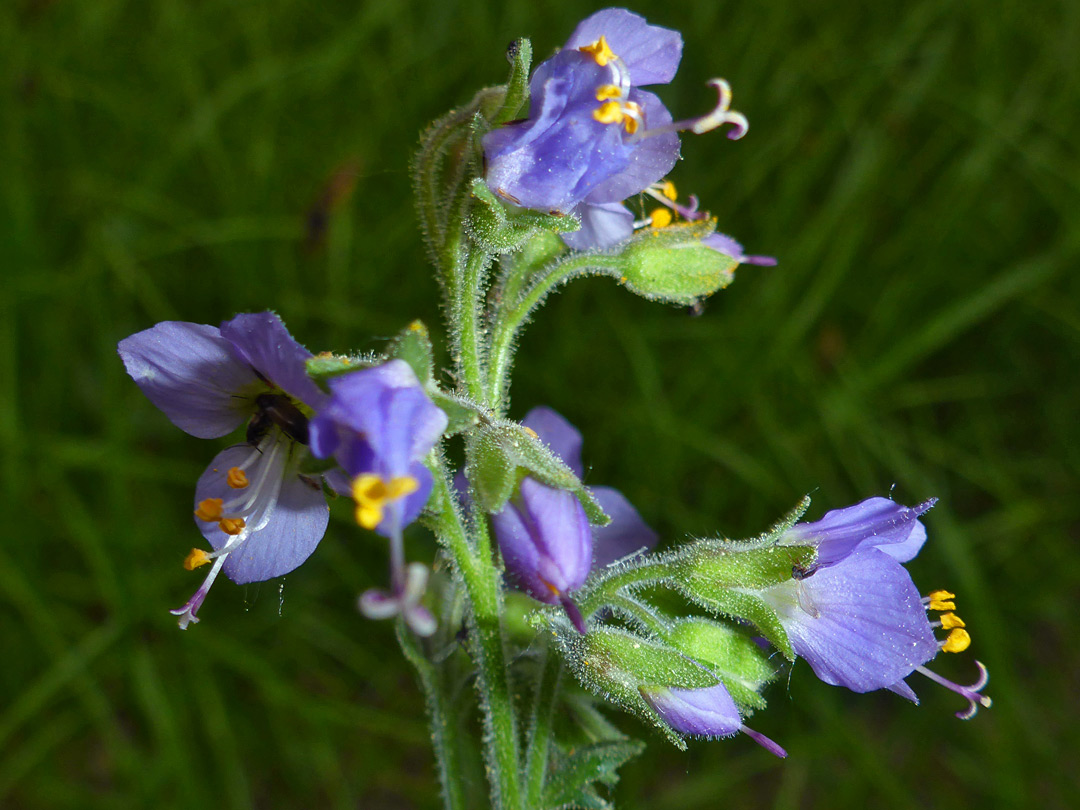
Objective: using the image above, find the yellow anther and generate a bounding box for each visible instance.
[942,627,971,653]
[595,84,623,101]
[351,474,421,530]
[928,588,957,611]
[184,548,212,570]
[649,208,673,228]
[622,103,641,134]
[593,101,625,125]
[660,180,678,200]
[939,612,966,630]
[219,517,246,536]
[226,467,249,489]
[194,498,225,522]
[579,35,616,66]
[523,427,539,439]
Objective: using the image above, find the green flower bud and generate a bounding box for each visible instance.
[619,222,737,305]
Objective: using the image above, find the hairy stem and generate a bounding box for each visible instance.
[397,623,468,810]
[524,638,563,806]
[430,459,523,809]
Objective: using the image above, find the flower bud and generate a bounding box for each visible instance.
[620,224,737,304]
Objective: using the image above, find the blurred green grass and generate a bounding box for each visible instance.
[2,0,1078,807]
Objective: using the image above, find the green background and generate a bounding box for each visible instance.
[3,0,1077,807]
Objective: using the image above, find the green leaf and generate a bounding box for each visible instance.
[541,740,645,810]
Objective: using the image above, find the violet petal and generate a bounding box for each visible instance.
[118,321,258,439]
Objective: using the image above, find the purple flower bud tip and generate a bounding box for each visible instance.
[641,683,786,757]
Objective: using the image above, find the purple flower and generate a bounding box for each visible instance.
[308,360,448,634]
[118,312,330,628]
[483,9,750,250]
[488,406,658,632]
[760,497,992,718]
[309,360,447,536]
[640,683,786,757]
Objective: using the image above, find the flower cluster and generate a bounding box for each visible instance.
[483,8,753,251]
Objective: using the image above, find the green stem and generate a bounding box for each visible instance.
[397,623,468,810]
[524,638,563,806]
[429,461,523,810]
[458,248,492,402]
[486,252,624,408]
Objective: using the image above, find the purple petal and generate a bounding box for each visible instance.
[193,441,329,584]
[219,312,326,408]
[563,8,683,86]
[310,361,447,477]
[783,497,935,568]
[522,406,585,476]
[561,201,635,250]
[118,321,259,439]
[483,51,631,212]
[583,89,679,204]
[640,683,742,737]
[887,679,921,704]
[492,477,593,602]
[590,486,658,569]
[765,548,940,692]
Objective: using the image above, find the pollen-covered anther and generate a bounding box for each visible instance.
[226,467,249,489]
[660,180,677,200]
[194,498,225,522]
[579,35,617,66]
[595,83,623,101]
[218,517,247,536]
[939,612,966,629]
[942,627,971,653]
[927,589,957,611]
[649,208,673,228]
[184,548,212,570]
[594,100,625,125]
[351,473,420,530]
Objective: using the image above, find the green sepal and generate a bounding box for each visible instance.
[619,221,738,306]
[487,38,533,126]
[429,390,482,437]
[541,740,645,810]
[678,540,817,590]
[467,178,580,254]
[305,352,377,386]
[386,320,435,384]
[666,619,777,712]
[551,620,722,749]
[464,420,608,524]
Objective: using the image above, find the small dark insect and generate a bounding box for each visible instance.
[792,563,818,581]
[247,393,310,445]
